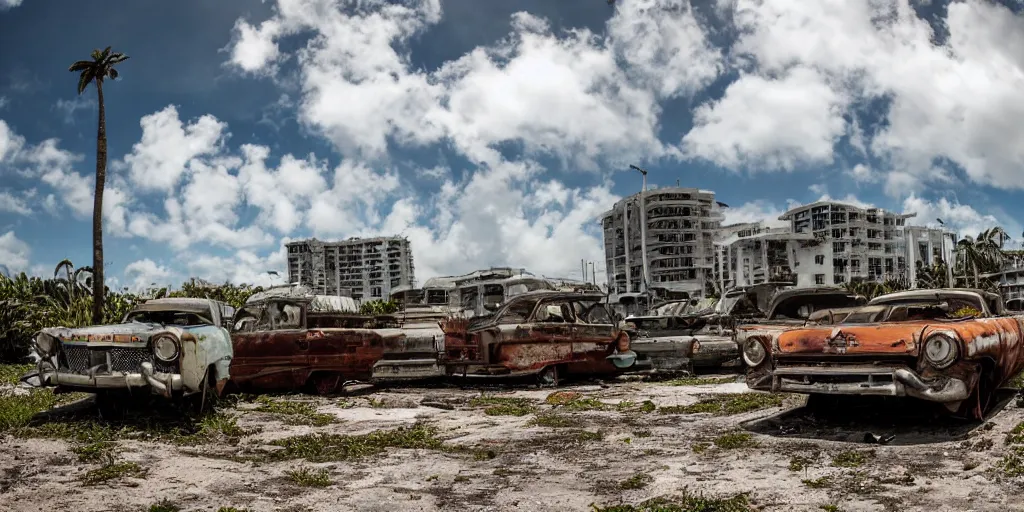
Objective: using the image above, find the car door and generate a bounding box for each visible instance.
[571,300,617,362]
[504,298,574,371]
[230,300,309,390]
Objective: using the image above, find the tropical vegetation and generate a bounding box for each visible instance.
[68,46,129,325]
[0,261,264,364]
[845,226,1014,299]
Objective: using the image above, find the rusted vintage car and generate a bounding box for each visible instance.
[22,298,235,411]
[733,287,867,353]
[743,288,1024,419]
[437,291,636,385]
[625,284,801,373]
[228,288,634,391]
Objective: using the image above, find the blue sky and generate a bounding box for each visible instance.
[1,0,1022,291]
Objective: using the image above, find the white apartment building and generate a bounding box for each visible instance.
[601,187,725,300]
[713,201,953,289]
[983,254,1024,311]
[285,237,415,300]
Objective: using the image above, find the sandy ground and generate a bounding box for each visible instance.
[2,374,1024,512]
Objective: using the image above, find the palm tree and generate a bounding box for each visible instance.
[68,47,129,324]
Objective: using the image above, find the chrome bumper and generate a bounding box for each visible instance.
[770,365,969,403]
[38,361,183,397]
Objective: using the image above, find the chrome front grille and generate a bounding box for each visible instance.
[58,344,178,375]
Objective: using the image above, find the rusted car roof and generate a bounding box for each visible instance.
[867,288,1000,307]
[765,287,865,320]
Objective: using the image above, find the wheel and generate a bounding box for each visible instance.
[308,372,342,395]
[188,367,217,416]
[537,365,560,388]
[95,390,125,421]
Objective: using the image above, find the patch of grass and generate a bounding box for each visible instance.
[574,430,604,442]
[262,423,443,462]
[713,432,758,450]
[639,400,656,413]
[0,364,33,386]
[81,461,148,486]
[1006,421,1024,445]
[660,393,783,416]
[691,442,710,454]
[0,390,58,432]
[72,441,115,463]
[998,446,1024,476]
[148,499,180,512]
[802,476,832,489]
[285,467,332,487]
[216,508,251,512]
[619,472,654,490]
[821,505,840,512]
[473,449,498,461]
[543,391,609,411]
[252,396,336,426]
[367,397,387,408]
[617,400,636,410]
[831,450,874,468]
[1007,371,1024,389]
[545,391,582,405]
[663,376,736,387]
[529,413,582,428]
[17,408,257,447]
[470,395,538,416]
[589,489,751,512]
[789,454,816,472]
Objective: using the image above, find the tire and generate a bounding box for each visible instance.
[95,390,125,421]
[307,372,342,396]
[537,365,560,388]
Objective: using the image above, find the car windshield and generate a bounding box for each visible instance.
[771,294,862,320]
[126,310,212,326]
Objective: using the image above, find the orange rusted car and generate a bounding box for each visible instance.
[744,288,1024,419]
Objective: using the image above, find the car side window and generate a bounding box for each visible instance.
[265,301,304,330]
[534,301,575,323]
[233,305,265,333]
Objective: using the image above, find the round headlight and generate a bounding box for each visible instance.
[152,335,179,362]
[33,332,58,357]
[742,338,767,367]
[923,333,958,369]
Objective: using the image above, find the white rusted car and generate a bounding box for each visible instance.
[23,298,234,410]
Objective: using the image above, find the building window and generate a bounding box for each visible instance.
[815,274,825,285]
[814,255,824,265]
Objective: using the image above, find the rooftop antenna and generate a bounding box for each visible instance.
[676,179,680,186]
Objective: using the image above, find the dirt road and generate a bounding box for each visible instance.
[1,374,1023,512]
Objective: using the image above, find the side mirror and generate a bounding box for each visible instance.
[936,301,950,312]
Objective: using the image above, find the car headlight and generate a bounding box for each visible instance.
[152,335,180,362]
[923,333,959,369]
[742,338,767,367]
[32,332,58,357]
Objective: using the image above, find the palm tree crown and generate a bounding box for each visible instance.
[69,47,129,94]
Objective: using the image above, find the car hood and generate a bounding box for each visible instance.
[41,322,187,342]
[775,322,929,356]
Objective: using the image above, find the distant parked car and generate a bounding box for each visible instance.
[228,288,636,393]
[743,288,1024,419]
[23,298,235,412]
[732,287,867,351]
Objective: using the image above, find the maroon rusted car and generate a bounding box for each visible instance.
[436,290,636,385]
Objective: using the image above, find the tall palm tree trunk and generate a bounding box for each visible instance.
[91,79,106,324]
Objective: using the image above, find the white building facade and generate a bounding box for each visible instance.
[600,187,725,300]
[713,202,953,290]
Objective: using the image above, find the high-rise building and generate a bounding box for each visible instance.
[285,237,415,300]
[600,187,725,300]
[713,201,953,289]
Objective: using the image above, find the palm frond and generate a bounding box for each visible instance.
[107,68,119,80]
[109,54,129,64]
[68,60,94,72]
[101,46,112,59]
[91,48,102,60]
[76,70,94,94]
